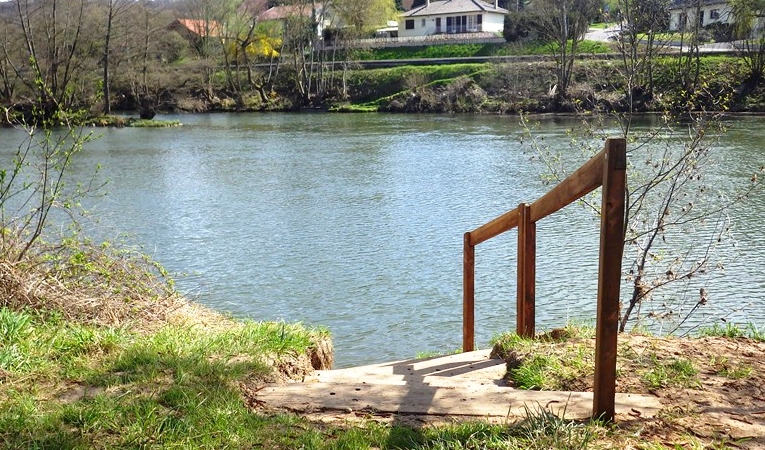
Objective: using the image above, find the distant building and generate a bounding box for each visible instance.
[168,18,223,41]
[398,0,508,38]
[256,3,330,37]
[668,0,732,31]
[167,18,224,56]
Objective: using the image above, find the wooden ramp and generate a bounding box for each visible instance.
[256,350,663,420]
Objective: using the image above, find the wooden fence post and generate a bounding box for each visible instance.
[517,203,536,338]
[463,232,475,352]
[593,138,627,421]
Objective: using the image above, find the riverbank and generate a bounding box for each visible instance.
[3,266,763,449]
[5,53,764,125]
[118,55,765,116]
[1,239,762,448]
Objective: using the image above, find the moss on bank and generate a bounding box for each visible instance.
[83,115,182,127]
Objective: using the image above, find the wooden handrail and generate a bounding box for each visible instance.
[462,138,626,421]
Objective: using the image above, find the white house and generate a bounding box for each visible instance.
[398,0,508,38]
[668,0,732,31]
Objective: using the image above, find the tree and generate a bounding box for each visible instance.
[12,0,100,118]
[330,0,397,34]
[535,0,600,101]
[0,16,22,105]
[503,10,538,42]
[731,0,765,85]
[100,0,136,114]
[278,0,320,105]
[0,105,98,262]
[523,83,758,334]
[217,0,279,105]
[613,0,670,116]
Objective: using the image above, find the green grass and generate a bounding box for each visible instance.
[709,356,753,380]
[349,40,612,61]
[699,322,745,339]
[0,306,604,449]
[641,355,699,389]
[588,22,611,30]
[698,322,765,341]
[492,325,596,391]
[0,306,332,448]
[84,115,181,127]
[509,354,562,390]
[356,43,506,60]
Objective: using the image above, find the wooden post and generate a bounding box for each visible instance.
[463,232,475,352]
[593,138,627,422]
[517,203,536,338]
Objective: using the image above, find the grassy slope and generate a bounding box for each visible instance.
[4,300,763,449]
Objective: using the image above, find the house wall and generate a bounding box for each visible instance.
[482,12,504,33]
[398,12,504,37]
[668,3,732,31]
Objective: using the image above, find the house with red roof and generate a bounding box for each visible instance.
[256,3,331,37]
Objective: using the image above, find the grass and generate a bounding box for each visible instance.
[0,305,332,448]
[84,115,181,127]
[698,322,765,341]
[351,40,612,61]
[641,356,699,389]
[709,356,753,379]
[491,325,596,391]
[0,304,612,449]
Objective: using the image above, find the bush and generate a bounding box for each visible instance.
[504,10,540,42]
[705,22,733,42]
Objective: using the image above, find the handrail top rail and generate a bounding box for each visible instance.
[466,140,626,247]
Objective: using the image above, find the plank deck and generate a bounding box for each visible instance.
[257,350,663,420]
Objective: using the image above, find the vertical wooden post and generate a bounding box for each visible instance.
[463,232,475,352]
[593,138,627,421]
[517,203,536,338]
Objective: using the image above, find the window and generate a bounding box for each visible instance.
[477,14,482,25]
[468,14,478,31]
[422,18,426,27]
[710,9,719,20]
[405,19,414,29]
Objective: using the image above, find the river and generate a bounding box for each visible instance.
[3,113,764,367]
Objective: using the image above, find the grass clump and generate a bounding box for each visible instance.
[709,356,753,380]
[491,325,596,391]
[699,322,765,341]
[509,354,562,390]
[641,355,699,389]
[84,115,181,127]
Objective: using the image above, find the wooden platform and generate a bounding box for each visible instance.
[256,350,663,420]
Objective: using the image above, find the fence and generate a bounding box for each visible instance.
[462,138,627,420]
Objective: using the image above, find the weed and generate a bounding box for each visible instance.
[698,323,744,338]
[507,404,597,450]
[746,323,765,341]
[641,355,699,389]
[490,332,535,355]
[0,308,32,345]
[509,354,562,390]
[709,356,753,379]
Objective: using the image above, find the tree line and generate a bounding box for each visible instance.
[0,0,397,121]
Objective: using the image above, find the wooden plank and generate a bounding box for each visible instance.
[257,382,662,420]
[517,203,536,337]
[593,138,627,422]
[530,148,605,223]
[469,208,519,246]
[463,232,475,352]
[305,349,507,387]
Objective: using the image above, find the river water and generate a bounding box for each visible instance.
[3,113,764,367]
